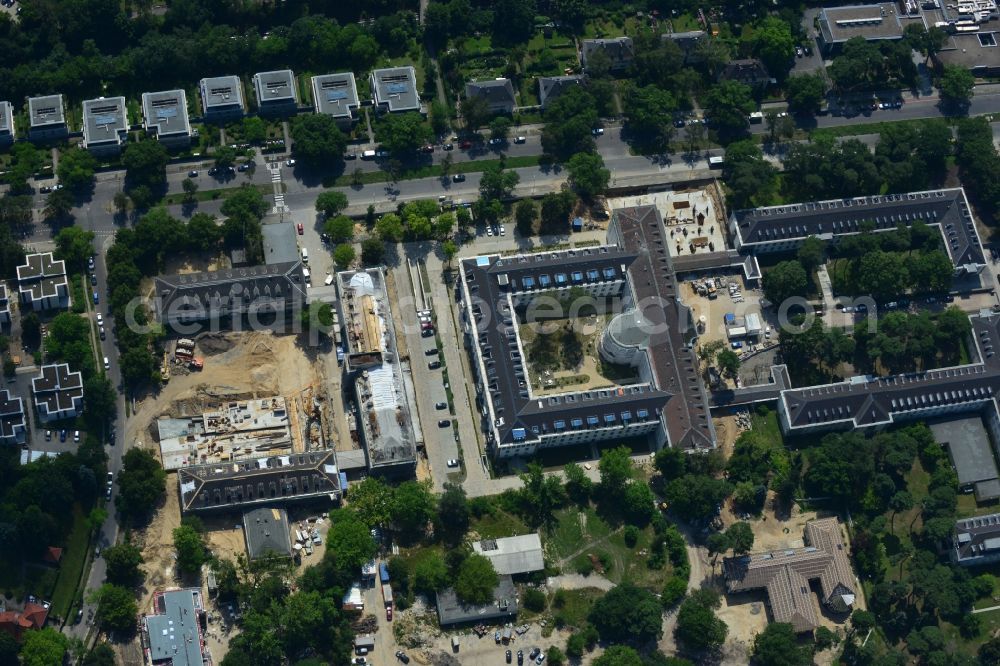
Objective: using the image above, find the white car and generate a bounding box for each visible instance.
[285,159,296,166]
[486,226,494,237]
[488,138,503,146]
[447,459,459,468]
[592,128,604,136]
[499,225,506,236]
[324,273,334,286]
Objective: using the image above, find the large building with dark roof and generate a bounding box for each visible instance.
[458,205,715,458]
[178,449,342,513]
[82,96,128,156]
[581,37,634,72]
[153,261,308,327]
[32,363,83,423]
[17,252,69,312]
[729,189,985,279]
[724,518,856,633]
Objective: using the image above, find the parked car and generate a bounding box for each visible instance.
[591,127,604,136]
[421,328,435,338]
[297,223,304,235]
[435,402,447,410]
[452,173,466,182]
[499,225,506,236]
[425,348,439,356]
[45,430,51,441]
[74,430,80,443]
[488,138,503,146]
[428,360,441,369]
[495,630,501,644]
[96,313,103,326]
[517,650,524,665]
[506,650,512,663]
[442,143,454,151]
[59,429,67,442]
[447,459,459,468]
[286,159,296,166]
[93,292,99,304]
[396,651,410,664]
[514,136,526,144]
[438,419,451,428]
[188,170,199,177]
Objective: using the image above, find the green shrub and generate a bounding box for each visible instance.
[523,588,546,612]
[623,525,640,548]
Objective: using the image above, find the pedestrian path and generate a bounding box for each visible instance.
[267,161,289,215]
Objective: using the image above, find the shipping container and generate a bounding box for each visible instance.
[379,562,390,583]
[382,583,393,607]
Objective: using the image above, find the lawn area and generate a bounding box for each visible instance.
[470,507,530,541]
[524,30,579,79]
[750,405,783,444]
[50,504,91,620]
[549,588,604,629]
[548,506,670,588]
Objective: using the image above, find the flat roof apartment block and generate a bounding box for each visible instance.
[81,96,128,155]
[178,449,342,513]
[153,261,308,327]
[370,67,421,113]
[253,70,298,115]
[31,363,83,423]
[465,78,517,114]
[581,37,635,72]
[199,75,245,121]
[936,32,1000,77]
[724,518,857,633]
[930,415,1000,501]
[16,252,69,312]
[27,94,67,141]
[0,390,26,445]
[337,268,418,476]
[142,89,192,148]
[537,75,584,108]
[311,73,360,124]
[142,588,209,666]
[0,101,13,145]
[818,3,905,53]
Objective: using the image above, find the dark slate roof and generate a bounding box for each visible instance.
[462,247,667,446]
[242,506,292,559]
[581,37,634,69]
[781,310,1000,432]
[17,252,64,282]
[730,189,986,269]
[154,261,307,324]
[953,512,1000,563]
[721,58,770,83]
[537,75,584,108]
[0,390,25,442]
[31,364,83,418]
[437,575,518,625]
[614,206,715,449]
[465,79,516,108]
[178,449,342,513]
[461,206,716,451]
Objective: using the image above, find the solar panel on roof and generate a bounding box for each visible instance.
[387,83,409,94]
[93,114,118,125]
[326,90,348,101]
[156,108,178,118]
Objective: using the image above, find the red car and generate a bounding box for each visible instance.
[297,223,304,235]
[460,139,472,149]
[386,607,393,621]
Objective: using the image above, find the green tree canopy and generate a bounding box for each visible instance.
[939,64,975,106]
[54,226,95,273]
[752,622,812,665]
[785,73,827,114]
[290,114,348,166]
[315,191,349,217]
[703,80,755,140]
[675,589,727,651]
[117,448,166,522]
[173,523,208,574]
[588,583,663,643]
[122,140,169,190]
[103,541,144,586]
[57,147,98,191]
[20,628,68,666]
[376,112,432,155]
[455,553,499,605]
[91,583,139,633]
[566,152,611,199]
[762,260,808,306]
